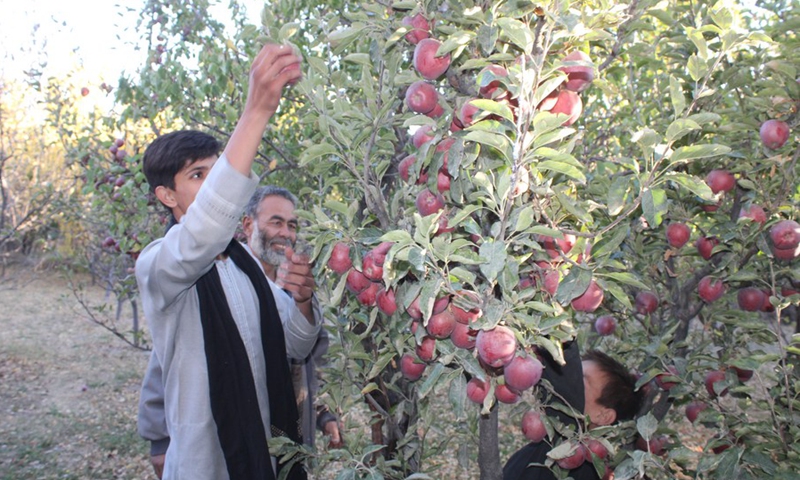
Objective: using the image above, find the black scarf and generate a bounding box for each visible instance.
[196,240,306,480]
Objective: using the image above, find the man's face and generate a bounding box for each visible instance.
[156,156,218,221]
[246,195,298,267]
[582,360,615,426]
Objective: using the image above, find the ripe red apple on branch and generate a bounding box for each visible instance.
[737,287,766,311]
[759,119,790,149]
[571,279,604,312]
[635,291,659,315]
[450,322,476,349]
[327,242,352,274]
[704,370,728,398]
[466,377,489,404]
[558,50,595,93]
[521,410,547,442]
[401,13,430,45]
[503,354,543,392]
[666,222,691,248]
[476,325,517,368]
[698,276,726,303]
[405,80,439,114]
[705,169,736,194]
[413,38,451,80]
[685,401,707,423]
[594,315,617,336]
[695,236,720,260]
[767,219,800,260]
[400,353,426,381]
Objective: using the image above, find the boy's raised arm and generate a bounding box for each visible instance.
[224,43,302,177]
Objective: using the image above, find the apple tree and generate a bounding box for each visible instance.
[273,0,799,479]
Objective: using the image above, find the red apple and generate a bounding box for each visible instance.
[450,322,477,349]
[415,335,437,362]
[737,287,766,311]
[685,401,707,423]
[327,242,352,274]
[406,296,423,320]
[476,325,517,368]
[585,439,608,460]
[401,13,430,45]
[495,383,520,404]
[412,125,435,149]
[666,222,691,248]
[398,155,428,185]
[426,102,444,118]
[559,50,594,93]
[450,290,482,324]
[698,276,725,303]
[655,366,679,390]
[704,370,728,397]
[81,87,89,97]
[405,80,439,114]
[635,435,667,456]
[459,99,481,127]
[356,281,380,306]
[413,38,451,80]
[400,353,426,381]
[594,315,617,336]
[415,189,446,216]
[759,119,790,149]
[739,204,767,225]
[478,65,509,99]
[539,233,576,259]
[426,308,456,339]
[521,410,547,442]
[556,444,589,469]
[571,280,604,313]
[504,354,544,392]
[769,219,800,250]
[760,290,775,312]
[635,291,659,315]
[731,366,754,382]
[346,269,371,294]
[361,251,384,281]
[705,169,735,194]
[437,169,451,193]
[377,287,398,315]
[549,90,583,126]
[695,236,720,260]
[466,377,488,404]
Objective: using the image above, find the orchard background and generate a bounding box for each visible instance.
[1,0,798,479]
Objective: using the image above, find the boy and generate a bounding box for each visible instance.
[135,44,317,480]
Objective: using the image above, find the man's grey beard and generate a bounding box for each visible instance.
[250,224,293,266]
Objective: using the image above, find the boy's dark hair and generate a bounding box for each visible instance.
[142,130,221,193]
[583,349,643,421]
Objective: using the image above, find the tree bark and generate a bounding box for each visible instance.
[479,405,502,480]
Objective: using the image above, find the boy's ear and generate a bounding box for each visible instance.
[594,407,616,426]
[154,185,178,209]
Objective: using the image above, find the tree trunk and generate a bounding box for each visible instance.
[479,405,502,480]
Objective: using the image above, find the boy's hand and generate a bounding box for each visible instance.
[246,43,303,119]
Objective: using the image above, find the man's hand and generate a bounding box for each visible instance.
[150,454,165,479]
[323,420,343,449]
[276,246,316,303]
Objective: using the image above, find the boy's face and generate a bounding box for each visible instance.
[582,360,616,426]
[155,156,218,221]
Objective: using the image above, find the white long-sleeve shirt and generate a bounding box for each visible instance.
[135,155,320,480]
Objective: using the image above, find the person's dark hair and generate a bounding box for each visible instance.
[244,185,298,218]
[142,130,221,194]
[583,349,643,421]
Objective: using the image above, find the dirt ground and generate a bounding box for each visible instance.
[0,264,154,479]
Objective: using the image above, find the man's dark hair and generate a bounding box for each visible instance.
[583,349,643,421]
[142,130,221,193]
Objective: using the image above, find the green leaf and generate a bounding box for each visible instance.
[607,176,632,216]
[592,226,630,259]
[661,172,714,201]
[642,188,667,227]
[670,144,731,164]
[515,206,535,232]
[299,143,338,166]
[479,240,507,282]
[665,118,700,143]
[636,413,658,440]
[599,272,649,290]
[555,268,592,304]
[469,98,514,123]
[342,53,372,66]
[688,54,708,81]
[418,362,445,399]
[496,17,533,54]
[463,131,511,160]
[669,75,686,117]
[536,160,586,184]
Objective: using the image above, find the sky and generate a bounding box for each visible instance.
[0,0,264,98]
